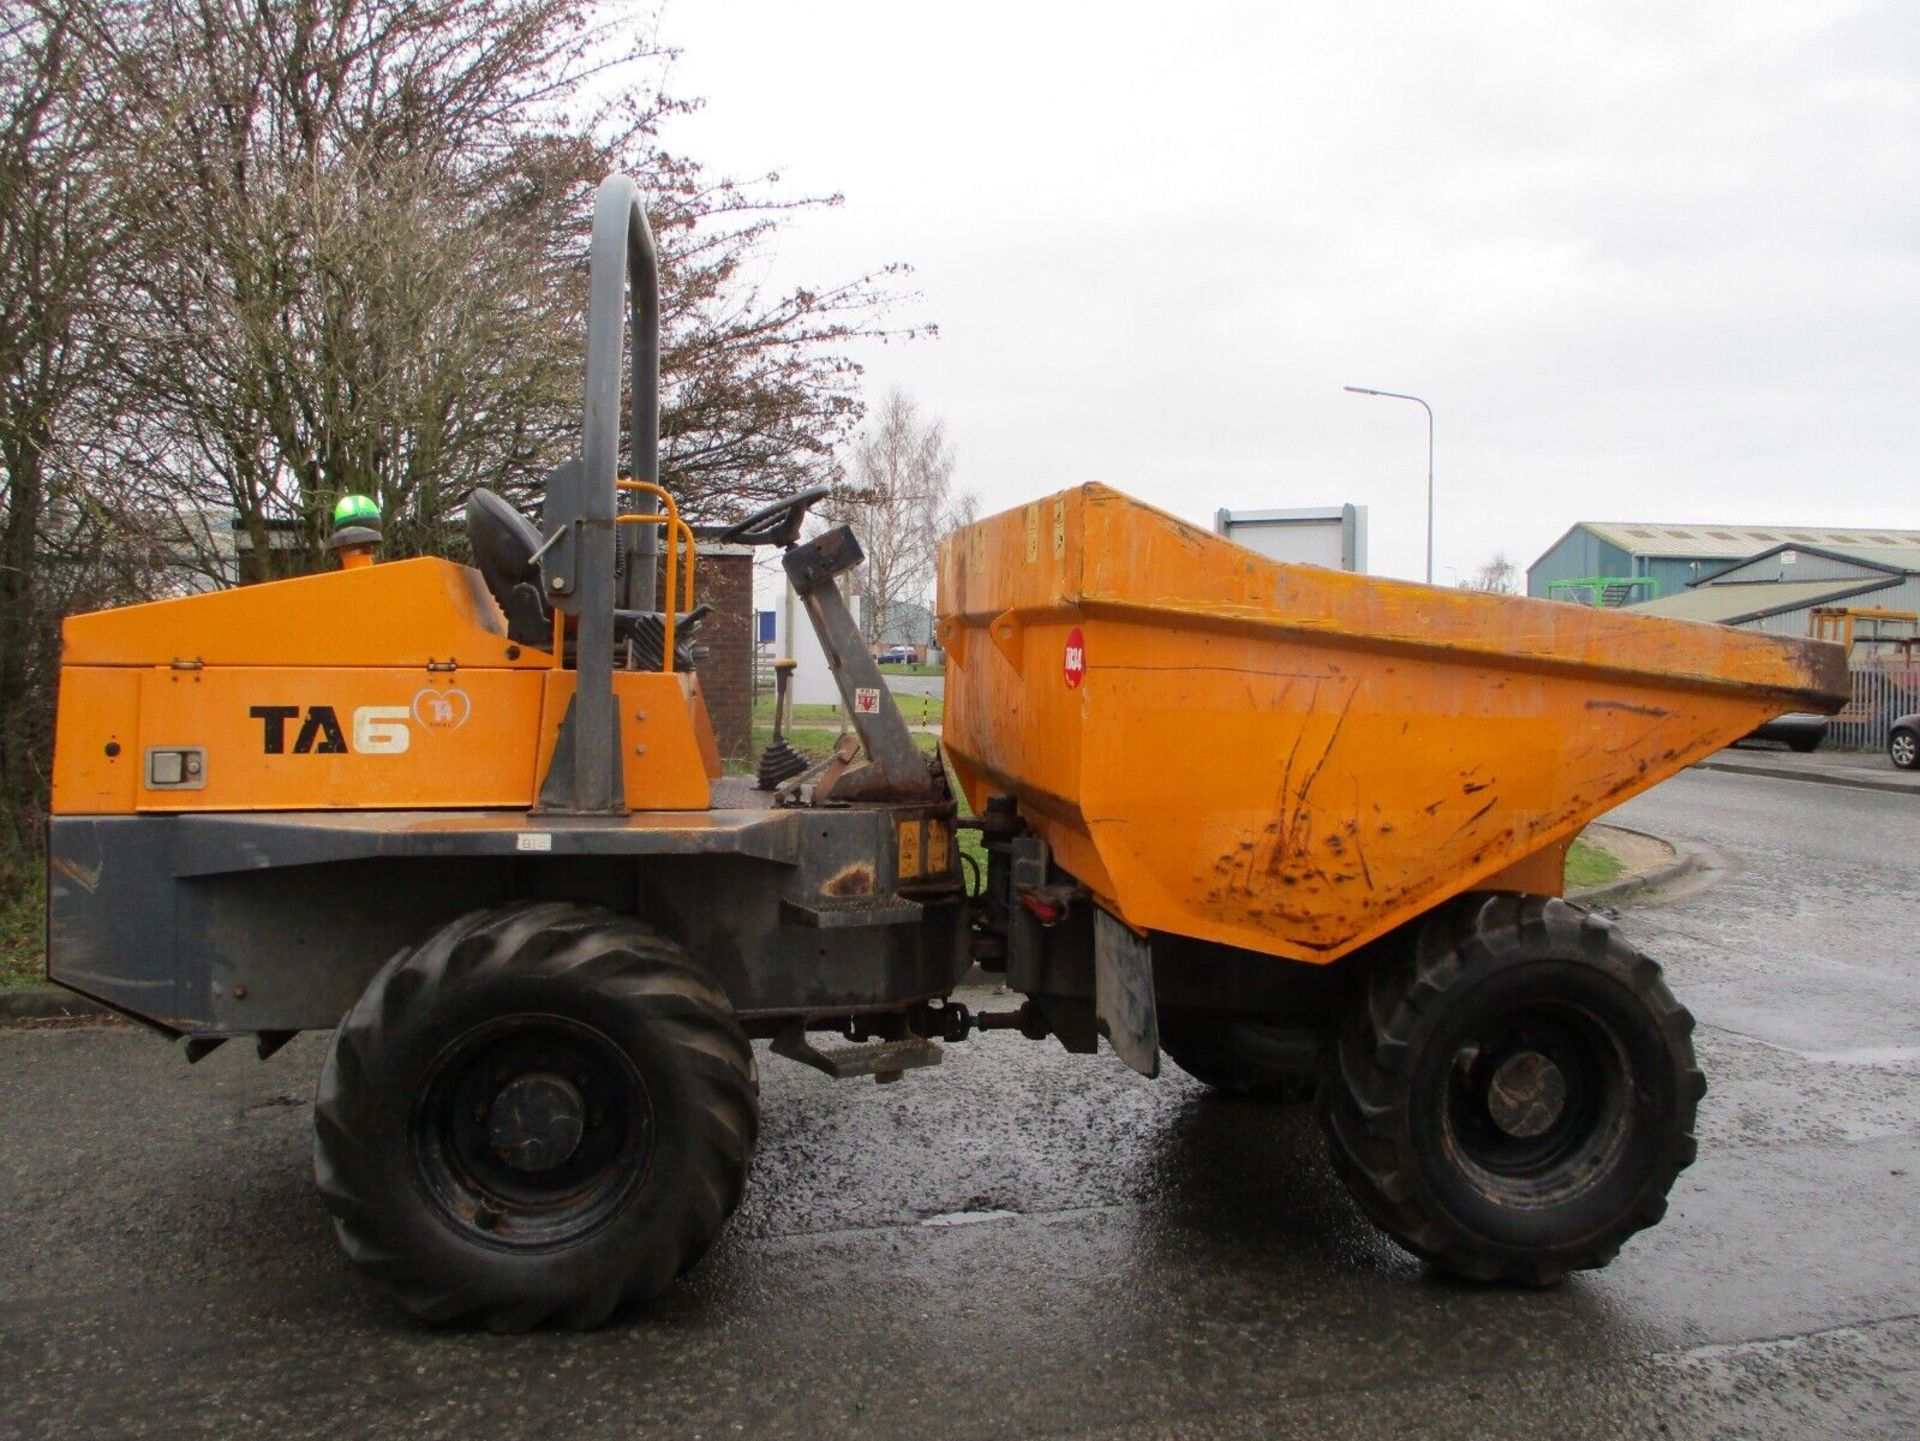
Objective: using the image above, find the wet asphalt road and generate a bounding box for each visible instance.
[3,767,1918,1440]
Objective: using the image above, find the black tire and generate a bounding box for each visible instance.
[314,901,757,1330]
[1890,727,1919,771]
[1788,734,1822,754]
[1161,1015,1319,1101]
[1320,893,1703,1285]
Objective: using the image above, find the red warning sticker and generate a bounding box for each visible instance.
[1063,626,1086,689]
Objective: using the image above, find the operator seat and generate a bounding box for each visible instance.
[463,486,708,668]
[465,489,552,647]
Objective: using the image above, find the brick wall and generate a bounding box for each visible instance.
[659,542,754,766]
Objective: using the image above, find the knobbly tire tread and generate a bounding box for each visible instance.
[1319,892,1703,1285]
[314,901,757,1330]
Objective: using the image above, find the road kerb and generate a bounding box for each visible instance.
[1569,823,1703,907]
[1693,756,1917,797]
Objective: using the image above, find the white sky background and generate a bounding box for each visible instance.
[655,0,1918,585]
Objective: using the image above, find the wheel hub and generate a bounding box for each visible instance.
[1485,1049,1567,1139]
[486,1072,587,1173]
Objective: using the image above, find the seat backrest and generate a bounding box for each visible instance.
[465,489,542,611]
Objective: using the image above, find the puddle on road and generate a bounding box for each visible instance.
[919,1209,1019,1228]
[1708,1025,1920,1069]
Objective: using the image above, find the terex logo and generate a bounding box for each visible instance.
[249,705,412,756]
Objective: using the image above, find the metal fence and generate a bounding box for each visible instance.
[1829,667,1920,750]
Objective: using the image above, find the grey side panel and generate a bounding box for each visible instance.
[48,817,182,1031]
[48,810,967,1037]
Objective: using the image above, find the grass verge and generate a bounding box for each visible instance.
[750,692,943,729]
[1,874,45,990]
[1564,836,1626,890]
[750,698,844,726]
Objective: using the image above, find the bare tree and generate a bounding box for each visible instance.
[87,0,925,577]
[0,2,164,880]
[1460,553,1520,595]
[0,0,936,895]
[829,388,965,648]
[942,487,980,541]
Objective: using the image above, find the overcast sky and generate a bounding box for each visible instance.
[658,1,1917,585]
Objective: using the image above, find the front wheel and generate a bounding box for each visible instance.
[1320,894,1703,1285]
[1890,727,1918,770]
[314,901,758,1330]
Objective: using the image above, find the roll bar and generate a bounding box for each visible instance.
[534,175,661,815]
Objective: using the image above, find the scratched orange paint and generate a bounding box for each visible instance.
[937,484,1847,965]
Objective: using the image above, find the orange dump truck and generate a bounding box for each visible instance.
[43,177,1852,1328]
[938,482,1846,1283]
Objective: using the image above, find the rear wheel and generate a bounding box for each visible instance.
[1890,727,1918,770]
[314,901,757,1329]
[1320,893,1702,1284]
[1160,1015,1319,1101]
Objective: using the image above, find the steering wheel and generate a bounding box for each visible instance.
[716,485,831,548]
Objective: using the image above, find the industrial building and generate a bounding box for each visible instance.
[1626,540,1920,637]
[1526,521,1920,607]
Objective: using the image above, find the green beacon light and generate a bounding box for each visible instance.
[330,493,383,569]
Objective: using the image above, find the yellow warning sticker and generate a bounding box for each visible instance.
[897,821,923,879]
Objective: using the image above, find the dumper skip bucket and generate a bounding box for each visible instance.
[936,484,1847,965]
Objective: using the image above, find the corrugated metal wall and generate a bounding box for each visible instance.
[1713,551,1901,585]
[1527,529,1631,597]
[1738,577,1920,638]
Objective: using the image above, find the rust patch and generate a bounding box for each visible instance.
[1445,797,1499,842]
[1586,698,1670,718]
[1258,681,1357,886]
[823,862,876,898]
[1351,831,1375,891]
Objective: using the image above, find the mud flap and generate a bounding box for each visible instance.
[1094,908,1160,1078]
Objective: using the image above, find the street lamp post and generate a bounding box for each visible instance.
[1344,386,1434,584]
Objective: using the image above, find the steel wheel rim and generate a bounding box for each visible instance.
[413,1014,653,1249]
[1893,732,1916,767]
[1438,1000,1633,1210]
